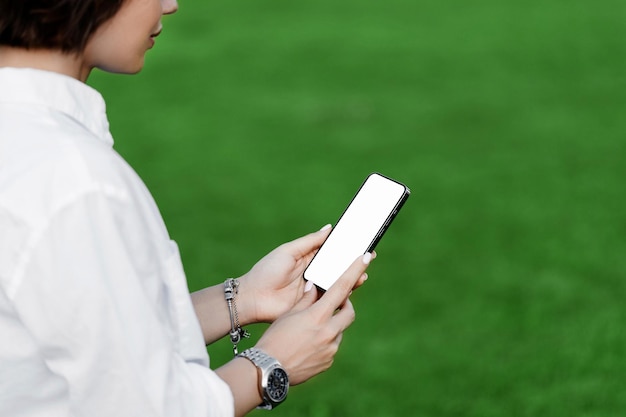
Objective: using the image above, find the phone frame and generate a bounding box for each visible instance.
[303,172,410,291]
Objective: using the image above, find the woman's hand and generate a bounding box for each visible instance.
[191,225,370,345]
[216,253,372,416]
[255,252,373,385]
[237,225,332,324]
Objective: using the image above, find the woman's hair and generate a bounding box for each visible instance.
[0,0,126,53]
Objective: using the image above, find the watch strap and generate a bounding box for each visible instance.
[238,348,288,410]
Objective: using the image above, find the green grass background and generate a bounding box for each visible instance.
[89,0,626,415]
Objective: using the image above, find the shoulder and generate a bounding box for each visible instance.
[0,113,174,294]
[1,111,133,218]
[0,70,173,292]
[0,100,166,251]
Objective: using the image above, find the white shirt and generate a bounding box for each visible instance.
[0,68,234,416]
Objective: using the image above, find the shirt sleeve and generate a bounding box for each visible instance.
[8,187,234,417]
[0,284,71,417]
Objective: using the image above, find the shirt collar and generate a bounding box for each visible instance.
[0,67,114,146]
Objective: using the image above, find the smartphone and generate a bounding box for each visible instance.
[303,173,410,291]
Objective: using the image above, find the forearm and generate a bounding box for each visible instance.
[191,280,256,345]
[215,357,263,417]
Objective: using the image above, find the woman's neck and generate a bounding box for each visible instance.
[0,46,91,82]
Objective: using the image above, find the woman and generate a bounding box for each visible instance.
[0,0,371,416]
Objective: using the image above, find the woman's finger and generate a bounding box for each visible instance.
[328,298,356,339]
[313,254,370,319]
[280,225,332,258]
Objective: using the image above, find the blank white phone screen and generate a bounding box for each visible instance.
[304,174,406,291]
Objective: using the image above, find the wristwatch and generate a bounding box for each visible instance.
[238,347,289,409]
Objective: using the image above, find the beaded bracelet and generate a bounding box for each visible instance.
[224,278,250,355]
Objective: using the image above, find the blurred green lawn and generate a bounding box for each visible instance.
[89,0,626,415]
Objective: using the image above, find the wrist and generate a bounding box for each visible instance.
[235,274,262,325]
[224,278,252,355]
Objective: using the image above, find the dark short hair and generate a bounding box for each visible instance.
[0,0,126,53]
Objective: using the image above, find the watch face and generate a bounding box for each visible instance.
[266,368,289,402]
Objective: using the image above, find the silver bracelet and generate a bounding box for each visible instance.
[224,278,250,356]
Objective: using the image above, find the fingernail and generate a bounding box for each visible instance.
[362,252,372,265]
[362,272,368,281]
[319,224,331,231]
[304,280,314,293]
